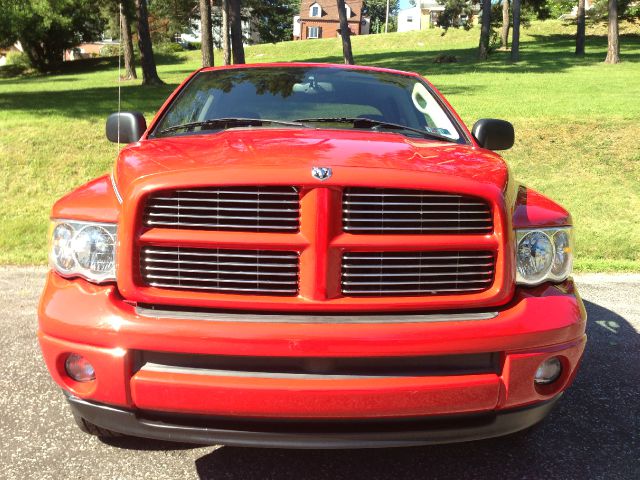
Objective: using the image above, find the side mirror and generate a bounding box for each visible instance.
[106,112,147,144]
[471,119,514,151]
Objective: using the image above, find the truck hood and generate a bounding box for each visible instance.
[114,128,508,193]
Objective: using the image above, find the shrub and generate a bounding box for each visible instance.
[6,51,30,68]
[99,44,120,57]
[154,42,185,54]
[186,42,201,51]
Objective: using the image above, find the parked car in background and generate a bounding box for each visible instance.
[38,63,586,448]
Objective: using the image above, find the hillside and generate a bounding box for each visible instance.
[0,20,639,270]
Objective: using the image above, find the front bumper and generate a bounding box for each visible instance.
[39,272,586,444]
[66,393,562,449]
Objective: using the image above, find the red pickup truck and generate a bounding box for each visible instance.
[38,63,586,448]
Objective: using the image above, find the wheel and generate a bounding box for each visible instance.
[72,412,123,439]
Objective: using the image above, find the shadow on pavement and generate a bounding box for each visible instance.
[188,299,639,479]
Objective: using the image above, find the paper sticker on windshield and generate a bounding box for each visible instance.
[425,126,451,136]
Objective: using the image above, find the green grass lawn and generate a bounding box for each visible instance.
[1,20,639,271]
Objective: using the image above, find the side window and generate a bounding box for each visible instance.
[411,82,460,140]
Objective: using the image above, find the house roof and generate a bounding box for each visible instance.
[300,0,364,22]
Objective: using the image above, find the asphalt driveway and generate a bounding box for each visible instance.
[1,268,638,480]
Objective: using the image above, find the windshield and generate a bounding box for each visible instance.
[152,66,465,142]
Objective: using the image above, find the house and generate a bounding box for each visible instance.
[293,1,370,41]
[397,0,477,32]
[63,40,119,61]
[178,7,260,47]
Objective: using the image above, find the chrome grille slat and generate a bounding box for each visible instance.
[343,271,494,278]
[341,250,495,297]
[141,247,299,297]
[343,287,489,294]
[144,250,296,259]
[344,226,491,232]
[146,283,297,294]
[145,260,298,268]
[146,221,296,230]
[146,275,295,285]
[150,205,296,212]
[148,213,299,221]
[343,187,492,235]
[343,279,493,286]
[343,209,490,214]
[145,267,295,276]
[344,218,492,223]
[343,263,494,269]
[145,186,300,232]
[343,201,487,206]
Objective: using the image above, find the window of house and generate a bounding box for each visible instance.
[407,16,413,23]
[310,4,321,17]
[308,26,321,39]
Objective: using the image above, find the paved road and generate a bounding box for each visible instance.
[1,268,638,480]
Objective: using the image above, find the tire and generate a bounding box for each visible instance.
[72,412,123,439]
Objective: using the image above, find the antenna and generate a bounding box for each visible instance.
[117,2,123,150]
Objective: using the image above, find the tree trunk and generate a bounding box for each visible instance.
[501,0,510,50]
[478,0,492,60]
[120,5,137,80]
[135,0,163,85]
[511,0,521,62]
[228,0,245,64]
[604,0,620,64]
[221,0,231,65]
[199,0,214,67]
[337,0,355,64]
[575,0,586,56]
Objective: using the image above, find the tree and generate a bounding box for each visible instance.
[479,0,492,60]
[604,0,620,63]
[511,0,521,61]
[120,3,137,79]
[148,0,197,44]
[576,0,586,56]
[337,0,355,64]
[501,0,510,49]
[246,0,300,43]
[0,0,103,72]
[437,0,474,31]
[364,0,399,33]
[220,0,231,65]
[200,0,214,67]
[228,0,245,64]
[135,0,164,84]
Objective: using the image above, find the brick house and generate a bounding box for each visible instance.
[293,1,370,40]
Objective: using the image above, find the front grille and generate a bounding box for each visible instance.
[141,247,299,296]
[138,351,502,377]
[342,251,495,296]
[343,188,492,234]
[143,186,300,232]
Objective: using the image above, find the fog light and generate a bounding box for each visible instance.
[64,353,96,382]
[534,357,562,385]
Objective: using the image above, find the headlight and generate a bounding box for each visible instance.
[49,220,117,283]
[516,227,573,285]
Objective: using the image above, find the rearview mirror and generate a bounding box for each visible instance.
[106,112,147,144]
[471,119,514,151]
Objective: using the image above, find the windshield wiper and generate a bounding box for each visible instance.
[157,117,309,136]
[294,117,453,142]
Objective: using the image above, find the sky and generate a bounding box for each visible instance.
[399,0,413,9]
